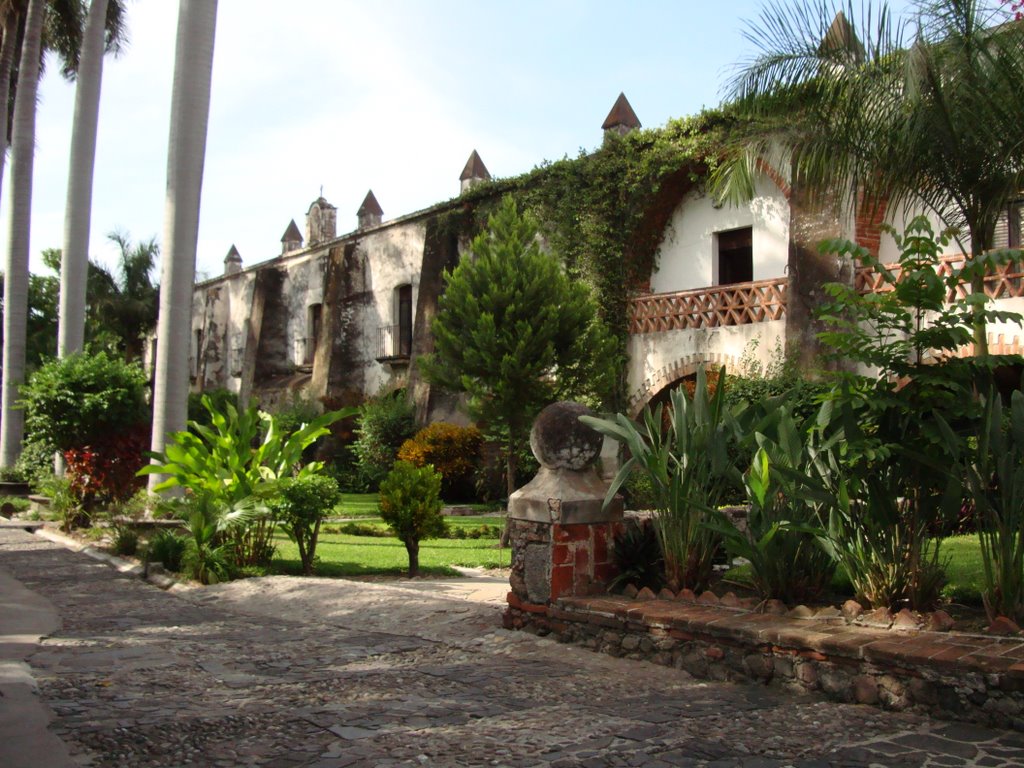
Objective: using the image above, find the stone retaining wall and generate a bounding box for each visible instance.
[505,593,1024,731]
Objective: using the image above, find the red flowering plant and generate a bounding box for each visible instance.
[64,426,150,513]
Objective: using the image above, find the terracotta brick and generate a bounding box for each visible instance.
[799,650,828,662]
[593,528,610,564]
[550,565,574,599]
[961,652,1014,674]
[927,645,972,670]
[574,546,591,572]
[817,632,880,659]
[553,524,591,543]
[551,543,573,566]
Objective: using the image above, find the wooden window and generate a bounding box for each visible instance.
[306,303,322,364]
[716,227,753,286]
[397,285,413,357]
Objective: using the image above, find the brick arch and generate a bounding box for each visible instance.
[627,352,741,419]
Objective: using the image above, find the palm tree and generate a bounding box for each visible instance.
[0,0,46,468]
[0,0,123,467]
[712,0,1024,361]
[148,0,218,489]
[58,0,126,357]
[88,231,158,361]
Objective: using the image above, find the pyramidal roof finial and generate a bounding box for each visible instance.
[602,92,641,136]
[460,150,491,193]
[357,190,383,228]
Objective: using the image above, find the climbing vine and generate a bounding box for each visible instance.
[435,108,742,409]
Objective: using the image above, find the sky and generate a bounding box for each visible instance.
[12,0,915,281]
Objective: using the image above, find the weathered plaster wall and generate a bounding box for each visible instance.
[625,320,786,415]
[190,206,445,415]
[650,175,789,294]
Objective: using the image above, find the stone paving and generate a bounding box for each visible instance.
[5,528,1024,767]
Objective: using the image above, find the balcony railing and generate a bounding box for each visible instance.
[629,278,787,334]
[376,324,411,361]
[854,254,1024,301]
[629,256,1024,334]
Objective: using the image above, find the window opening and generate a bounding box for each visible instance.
[716,227,753,285]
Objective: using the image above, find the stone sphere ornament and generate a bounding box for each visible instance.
[529,401,603,471]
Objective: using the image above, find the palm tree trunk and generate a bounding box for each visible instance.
[784,175,845,376]
[0,9,20,206]
[148,0,218,490]
[58,0,109,357]
[0,0,46,468]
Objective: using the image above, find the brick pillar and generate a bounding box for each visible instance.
[503,402,623,625]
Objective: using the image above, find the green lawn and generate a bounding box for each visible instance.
[332,493,381,518]
[723,534,988,606]
[940,534,988,605]
[272,527,509,578]
[330,493,501,520]
[323,515,504,535]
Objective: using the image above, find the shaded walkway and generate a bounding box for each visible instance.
[3,527,1024,767]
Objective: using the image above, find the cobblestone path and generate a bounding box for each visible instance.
[4,528,1024,767]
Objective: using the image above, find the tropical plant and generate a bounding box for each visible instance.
[807,396,955,610]
[142,395,355,570]
[187,387,238,428]
[609,516,664,593]
[947,389,1024,622]
[420,195,616,499]
[377,461,447,578]
[804,220,1016,609]
[270,474,342,576]
[714,0,1024,357]
[179,502,230,585]
[85,231,159,361]
[707,408,835,604]
[110,525,138,557]
[40,474,86,532]
[817,217,1021,395]
[145,528,187,572]
[581,367,740,591]
[149,0,219,489]
[63,425,148,511]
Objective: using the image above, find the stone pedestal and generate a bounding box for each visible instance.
[505,402,623,612]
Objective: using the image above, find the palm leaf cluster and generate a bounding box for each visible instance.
[715,0,1024,267]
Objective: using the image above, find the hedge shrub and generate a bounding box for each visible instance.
[397,422,483,501]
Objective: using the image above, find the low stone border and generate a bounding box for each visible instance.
[32,526,187,592]
[505,592,1024,731]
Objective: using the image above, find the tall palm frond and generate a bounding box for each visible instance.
[712,0,1024,355]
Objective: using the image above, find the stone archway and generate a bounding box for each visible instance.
[626,352,740,419]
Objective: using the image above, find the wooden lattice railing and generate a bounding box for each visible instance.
[629,255,1024,334]
[629,278,787,334]
[854,254,1024,302]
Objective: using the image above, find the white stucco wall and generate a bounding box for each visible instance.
[650,175,789,294]
[878,201,961,264]
[626,320,787,411]
[359,222,427,396]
